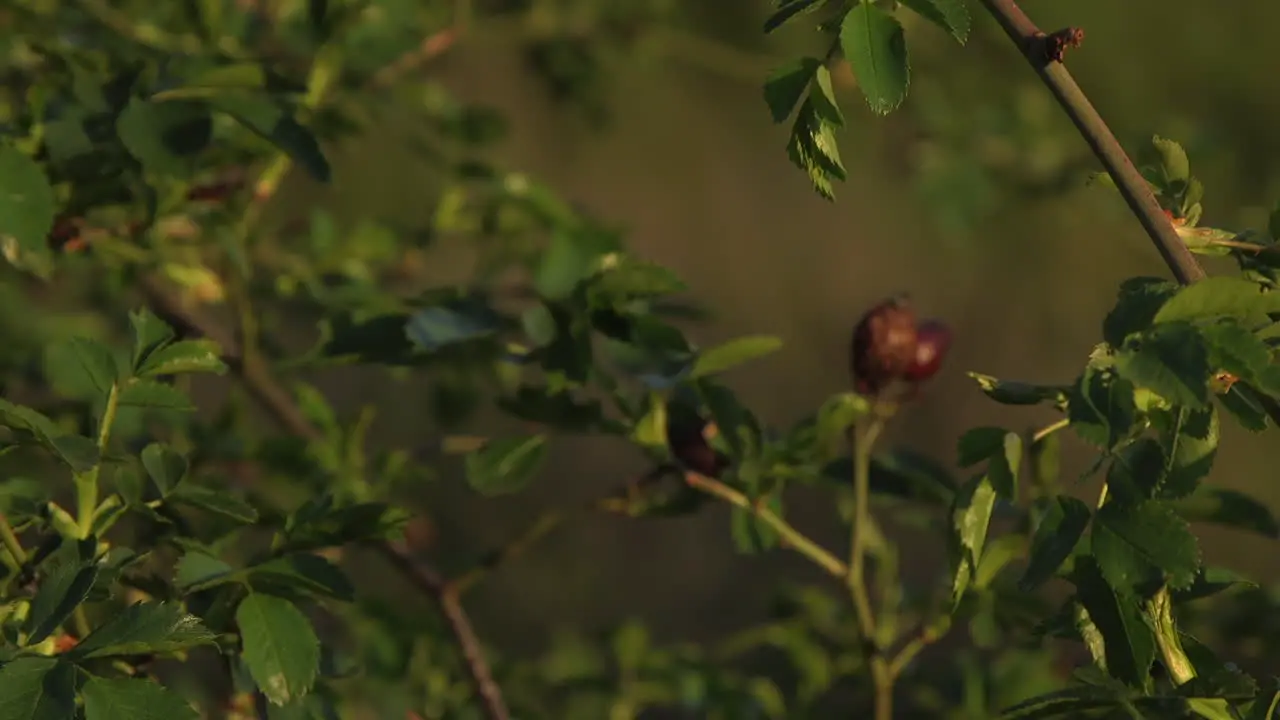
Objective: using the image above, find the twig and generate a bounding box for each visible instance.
[977,0,1280,428]
[137,276,511,720]
[849,417,893,720]
[682,471,849,578]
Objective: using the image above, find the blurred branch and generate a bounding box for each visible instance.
[977,0,1280,429]
[136,276,512,720]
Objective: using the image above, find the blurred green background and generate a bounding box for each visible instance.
[263,0,1280,664]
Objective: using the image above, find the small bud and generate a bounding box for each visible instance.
[850,295,918,395]
[904,319,953,383]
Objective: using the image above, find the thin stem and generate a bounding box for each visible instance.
[0,514,27,565]
[1032,417,1070,443]
[683,472,848,578]
[850,416,893,720]
[888,614,951,678]
[75,383,120,538]
[1148,586,1195,684]
[452,510,565,595]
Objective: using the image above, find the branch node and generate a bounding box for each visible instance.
[1043,27,1085,63]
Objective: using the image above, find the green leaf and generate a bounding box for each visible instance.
[0,657,77,720]
[956,427,1020,498]
[116,379,195,411]
[840,3,910,115]
[690,335,782,379]
[405,301,503,352]
[464,434,549,496]
[1174,566,1255,602]
[763,0,823,33]
[150,63,272,100]
[1020,496,1091,591]
[0,145,57,262]
[763,58,821,123]
[999,685,1128,719]
[82,676,198,720]
[44,336,119,401]
[1071,558,1156,687]
[956,427,1007,467]
[1144,135,1191,185]
[175,552,236,592]
[785,100,846,200]
[866,449,955,505]
[128,310,176,371]
[949,473,997,607]
[209,95,331,182]
[968,372,1068,407]
[169,485,259,523]
[141,443,189,496]
[24,542,99,645]
[1113,324,1210,408]
[1091,501,1200,592]
[71,602,216,659]
[236,594,321,705]
[281,500,410,552]
[1068,364,1138,449]
[135,339,227,376]
[535,228,618,300]
[1155,404,1218,499]
[898,0,970,43]
[1154,277,1280,324]
[1103,277,1179,346]
[248,554,354,601]
[115,99,213,175]
[498,385,609,433]
[1168,486,1278,537]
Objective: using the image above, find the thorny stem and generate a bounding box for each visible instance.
[850,415,893,720]
[977,0,1280,429]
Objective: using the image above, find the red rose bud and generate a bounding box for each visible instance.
[904,319,952,383]
[666,413,730,478]
[850,295,918,395]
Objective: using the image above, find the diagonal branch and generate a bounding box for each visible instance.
[137,275,511,720]
[978,0,1280,428]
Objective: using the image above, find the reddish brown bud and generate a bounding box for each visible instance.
[904,319,952,383]
[666,414,730,478]
[850,295,919,395]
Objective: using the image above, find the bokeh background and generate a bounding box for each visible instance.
[262,0,1280,660]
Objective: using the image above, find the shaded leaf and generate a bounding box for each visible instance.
[248,554,354,601]
[1168,486,1279,537]
[899,0,970,43]
[464,434,549,496]
[1071,558,1156,687]
[763,58,821,122]
[24,544,99,645]
[0,145,57,262]
[169,485,259,523]
[209,95,330,182]
[116,379,195,411]
[968,372,1068,407]
[0,657,77,720]
[141,443,189,496]
[949,473,997,607]
[71,602,215,659]
[1020,496,1091,591]
[1154,277,1280,325]
[82,676,198,720]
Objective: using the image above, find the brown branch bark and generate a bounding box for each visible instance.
[137,276,512,720]
[977,0,1280,428]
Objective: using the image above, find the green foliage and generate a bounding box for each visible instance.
[0,0,1276,718]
